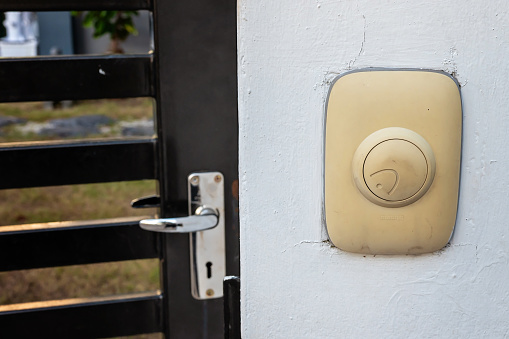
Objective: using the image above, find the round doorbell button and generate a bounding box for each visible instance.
[364,139,428,201]
[352,127,436,208]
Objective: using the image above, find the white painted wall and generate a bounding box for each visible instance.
[238,1,509,338]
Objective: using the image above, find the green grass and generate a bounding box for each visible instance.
[0,98,154,142]
[0,98,156,226]
[0,180,157,225]
[0,260,160,305]
[0,98,153,123]
[0,99,161,322]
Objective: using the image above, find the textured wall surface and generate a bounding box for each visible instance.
[238,1,509,338]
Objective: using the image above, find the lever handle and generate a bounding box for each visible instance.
[139,171,225,300]
[139,206,219,233]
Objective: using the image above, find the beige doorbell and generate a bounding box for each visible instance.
[325,69,462,255]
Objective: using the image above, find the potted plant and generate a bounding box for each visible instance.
[73,11,138,54]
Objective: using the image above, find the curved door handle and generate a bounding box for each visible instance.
[139,207,219,233]
[138,172,225,300]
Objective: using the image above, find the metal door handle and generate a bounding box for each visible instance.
[138,172,226,300]
[139,206,219,233]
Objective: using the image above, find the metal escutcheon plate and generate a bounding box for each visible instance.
[188,172,225,300]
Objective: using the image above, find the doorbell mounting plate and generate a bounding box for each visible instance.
[324,69,462,255]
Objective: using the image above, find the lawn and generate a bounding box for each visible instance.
[0,97,154,142]
[0,99,161,315]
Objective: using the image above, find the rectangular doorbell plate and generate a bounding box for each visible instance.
[324,69,462,255]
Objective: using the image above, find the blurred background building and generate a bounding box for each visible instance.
[0,11,151,56]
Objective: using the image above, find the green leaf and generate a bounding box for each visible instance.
[78,10,139,49]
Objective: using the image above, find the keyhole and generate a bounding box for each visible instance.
[206,261,213,279]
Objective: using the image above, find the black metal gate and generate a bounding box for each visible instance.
[0,0,239,337]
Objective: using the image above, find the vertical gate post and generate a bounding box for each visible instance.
[152,0,239,337]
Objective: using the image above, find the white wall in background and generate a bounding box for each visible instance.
[238,1,509,337]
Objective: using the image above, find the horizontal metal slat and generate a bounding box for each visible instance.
[0,217,160,271]
[0,55,153,102]
[0,0,151,11]
[0,138,156,189]
[0,292,163,338]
